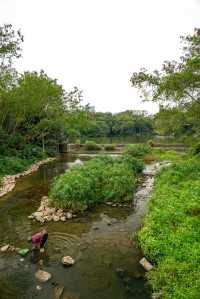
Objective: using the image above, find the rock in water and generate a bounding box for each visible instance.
[63,292,80,299]
[36,285,42,291]
[35,270,52,282]
[66,212,72,219]
[139,257,153,271]
[0,245,10,252]
[62,256,75,266]
[52,285,64,299]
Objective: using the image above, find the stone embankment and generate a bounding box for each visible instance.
[0,157,56,198]
[28,196,75,223]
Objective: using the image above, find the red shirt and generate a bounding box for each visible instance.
[31,232,43,244]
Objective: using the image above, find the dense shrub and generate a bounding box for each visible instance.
[119,154,144,174]
[0,143,52,179]
[102,163,136,201]
[49,151,143,211]
[0,156,32,176]
[191,141,200,156]
[84,140,102,151]
[138,158,200,299]
[123,144,151,159]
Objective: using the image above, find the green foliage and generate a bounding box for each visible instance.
[131,29,200,139]
[123,144,151,159]
[102,163,135,201]
[82,110,154,138]
[49,151,143,211]
[138,158,200,298]
[191,141,200,156]
[119,154,144,174]
[147,139,155,147]
[84,140,102,151]
[0,156,33,176]
[152,149,186,162]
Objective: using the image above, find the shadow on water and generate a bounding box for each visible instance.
[0,154,151,299]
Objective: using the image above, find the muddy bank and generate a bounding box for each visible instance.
[0,157,56,198]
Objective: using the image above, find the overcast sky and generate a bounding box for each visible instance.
[1,0,200,113]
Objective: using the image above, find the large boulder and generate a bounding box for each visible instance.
[35,270,52,282]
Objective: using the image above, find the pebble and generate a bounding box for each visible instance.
[36,285,42,291]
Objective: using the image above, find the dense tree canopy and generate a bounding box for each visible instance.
[82,110,154,138]
[131,28,200,138]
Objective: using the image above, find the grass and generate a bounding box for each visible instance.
[152,149,187,162]
[138,157,200,299]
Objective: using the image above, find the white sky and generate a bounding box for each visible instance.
[1,0,200,113]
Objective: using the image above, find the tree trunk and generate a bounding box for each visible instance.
[42,134,45,153]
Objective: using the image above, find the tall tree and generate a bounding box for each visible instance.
[130,28,200,135]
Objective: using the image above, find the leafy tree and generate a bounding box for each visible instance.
[130,28,200,136]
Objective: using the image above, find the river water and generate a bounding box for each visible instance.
[0,154,151,299]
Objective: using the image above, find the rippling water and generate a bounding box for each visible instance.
[0,154,151,299]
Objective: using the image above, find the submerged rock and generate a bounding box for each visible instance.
[0,245,10,252]
[52,285,64,299]
[62,256,75,266]
[35,269,52,282]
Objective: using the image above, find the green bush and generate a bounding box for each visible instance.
[191,141,200,156]
[49,152,141,211]
[123,144,151,159]
[0,156,32,176]
[119,154,144,174]
[102,163,136,201]
[138,158,200,299]
[104,144,116,151]
[84,140,102,151]
[147,139,155,147]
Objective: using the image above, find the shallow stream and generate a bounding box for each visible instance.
[0,154,151,299]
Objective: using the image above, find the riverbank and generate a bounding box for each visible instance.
[0,157,56,198]
[138,156,200,299]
